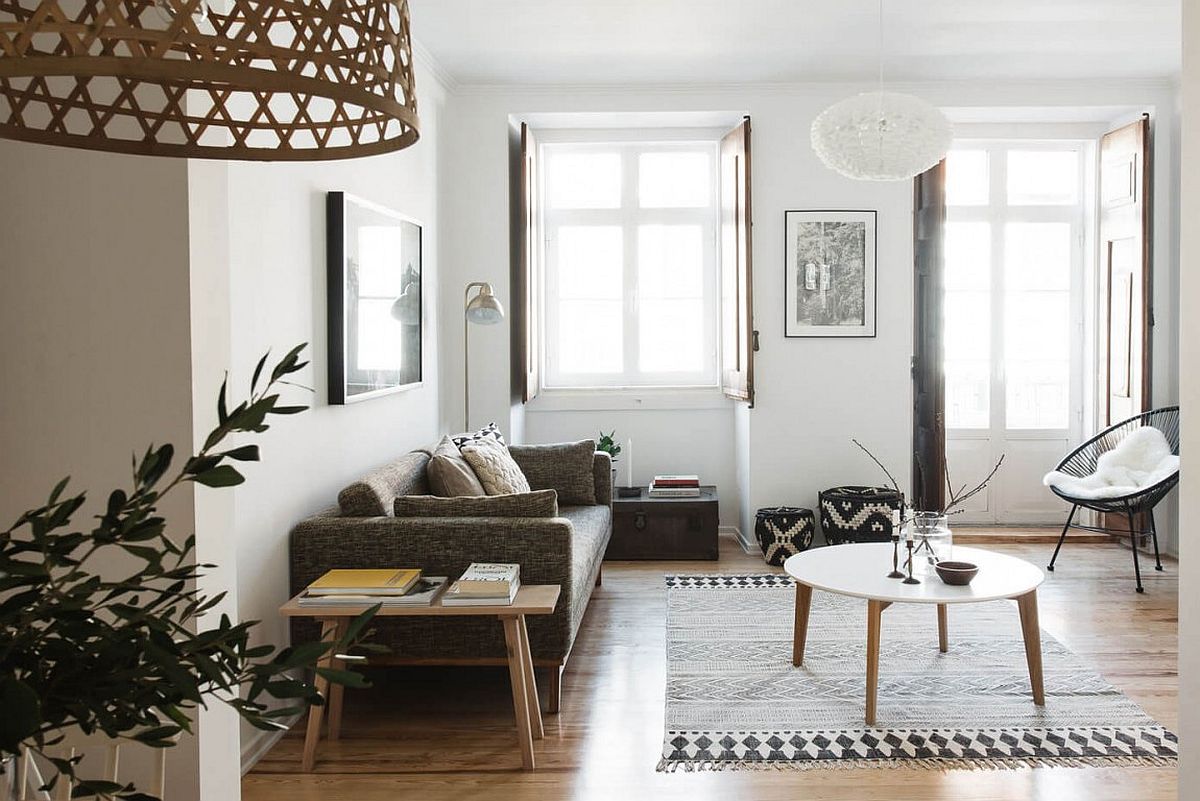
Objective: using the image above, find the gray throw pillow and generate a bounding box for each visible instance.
[510,440,597,506]
[394,489,558,518]
[427,435,486,497]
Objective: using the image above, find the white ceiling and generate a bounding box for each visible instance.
[408,0,1180,87]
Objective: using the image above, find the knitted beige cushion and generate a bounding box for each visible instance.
[394,489,558,518]
[461,438,531,495]
[427,435,486,497]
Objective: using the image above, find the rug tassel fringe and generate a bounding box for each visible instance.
[655,754,1177,773]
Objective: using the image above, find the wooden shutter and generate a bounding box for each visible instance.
[912,160,947,512]
[1099,115,1152,424]
[512,121,541,403]
[720,116,755,404]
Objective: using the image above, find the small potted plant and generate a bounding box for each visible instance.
[597,431,621,489]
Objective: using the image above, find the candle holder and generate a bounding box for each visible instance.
[902,539,921,585]
[887,534,905,579]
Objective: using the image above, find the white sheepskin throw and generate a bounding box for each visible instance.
[1043,426,1178,500]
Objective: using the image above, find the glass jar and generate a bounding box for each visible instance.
[905,512,952,574]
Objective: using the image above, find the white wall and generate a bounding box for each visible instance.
[0,142,203,798]
[1177,2,1198,792]
[441,80,1180,544]
[184,60,450,770]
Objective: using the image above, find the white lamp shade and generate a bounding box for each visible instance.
[811,91,952,181]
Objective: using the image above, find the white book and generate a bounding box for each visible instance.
[441,577,520,606]
[298,577,448,607]
[455,562,521,596]
[648,486,702,497]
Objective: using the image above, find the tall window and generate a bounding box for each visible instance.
[943,142,1086,432]
[540,135,720,389]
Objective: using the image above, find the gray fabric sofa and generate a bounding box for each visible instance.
[288,443,612,712]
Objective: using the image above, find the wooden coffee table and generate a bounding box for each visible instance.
[280,584,560,771]
[783,544,1045,726]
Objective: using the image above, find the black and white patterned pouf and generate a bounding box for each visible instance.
[754,507,816,566]
[818,486,904,545]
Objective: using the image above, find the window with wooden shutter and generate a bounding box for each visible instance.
[720,117,754,404]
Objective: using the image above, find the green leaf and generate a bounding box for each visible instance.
[192,465,245,488]
[0,677,41,753]
[217,375,229,424]
[223,445,260,462]
[271,405,307,416]
[251,352,270,393]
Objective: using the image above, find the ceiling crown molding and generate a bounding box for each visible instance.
[412,38,460,95]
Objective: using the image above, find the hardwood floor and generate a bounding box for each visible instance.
[244,536,1178,801]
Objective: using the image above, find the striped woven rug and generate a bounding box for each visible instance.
[659,574,1177,772]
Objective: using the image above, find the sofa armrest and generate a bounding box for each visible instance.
[592,451,612,507]
[289,512,575,598]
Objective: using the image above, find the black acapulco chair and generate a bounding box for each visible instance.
[1046,406,1180,593]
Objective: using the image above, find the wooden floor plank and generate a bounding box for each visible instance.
[244,535,1178,801]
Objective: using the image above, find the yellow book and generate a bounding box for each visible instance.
[307,568,421,596]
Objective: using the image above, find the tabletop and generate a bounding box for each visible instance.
[280,584,561,618]
[783,543,1043,604]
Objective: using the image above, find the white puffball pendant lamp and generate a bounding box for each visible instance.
[811,91,952,181]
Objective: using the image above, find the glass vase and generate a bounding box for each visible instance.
[905,512,952,574]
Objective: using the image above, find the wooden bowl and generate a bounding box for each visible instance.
[935,561,979,586]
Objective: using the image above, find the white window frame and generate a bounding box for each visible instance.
[537,128,723,392]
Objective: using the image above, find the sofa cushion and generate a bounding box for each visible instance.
[510,440,597,506]
[451,421,506,448]
[394,489,558,518]
[338,451,431,517]
[461,438,531,495]
[427,435,486,497]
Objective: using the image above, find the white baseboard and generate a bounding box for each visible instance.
[241,712,301,775]
[721,525,755,555]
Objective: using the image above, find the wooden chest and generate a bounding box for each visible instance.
[605,486,719,560]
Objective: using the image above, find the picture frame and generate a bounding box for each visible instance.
[327,191,423,404]
[784,209,877,338]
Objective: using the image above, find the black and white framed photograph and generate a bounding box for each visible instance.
[327,191,423,404]
[784,210,877,337]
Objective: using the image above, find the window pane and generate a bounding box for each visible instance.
[946,360,990,429]
[945,290,990,362]
[1006,360,1070,429]
[356,226,404,297]
[1005,291,1070,429]
[1007,150,1078,205]
[945,222,990,291]
[557,226,622,299]
[639,224,703,299]
[945,150,989,206]
[547,151,621,209]
[640,299,705,373]
[557,300,622,374]
[639,151,711,208]
[1005,222,1071,292]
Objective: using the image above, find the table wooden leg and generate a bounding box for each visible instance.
[792,583,813,667]
[1016,590,1046,706]
[937,604,948,653]
[502,616,536,770]
[865,600,884,727]
[516,615,544,739]
[326,618,350,741]
[301,618,339,772]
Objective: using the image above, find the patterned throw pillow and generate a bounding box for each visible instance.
[427,435,486,497]
[451,421,505,449]
[394,489,558,518]
[460,438,531,495]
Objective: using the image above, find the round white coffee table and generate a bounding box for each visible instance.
[783,543,1045,726]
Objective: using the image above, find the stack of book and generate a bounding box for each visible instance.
[442,563,521,606]
[298,568,448,607]
[649,475,701,498]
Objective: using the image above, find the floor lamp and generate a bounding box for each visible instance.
[464,282,505,428]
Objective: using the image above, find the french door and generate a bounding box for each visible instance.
[943,141,1086,524]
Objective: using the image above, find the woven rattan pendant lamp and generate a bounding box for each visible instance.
[0,0,420,160]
